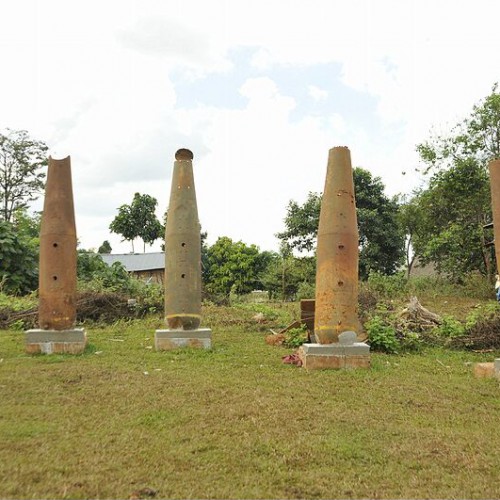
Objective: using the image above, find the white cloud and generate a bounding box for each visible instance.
[3,0,500,253]
[308,85,328,102]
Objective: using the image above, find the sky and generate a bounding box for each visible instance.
[2,0,500,254]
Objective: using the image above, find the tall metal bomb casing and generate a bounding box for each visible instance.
[488,159,500,269]
[164,149,201,330]
[38,156,77,330]
[314,146,362,344]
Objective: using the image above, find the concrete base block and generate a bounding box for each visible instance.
[155,328,212,350]
[25,328,87,354]
[473,360,500,379]
[298,341,370,370]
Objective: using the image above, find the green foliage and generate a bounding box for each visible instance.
[77,251,132,293]
[366,271,408,298]
[282,325,308,348]
[0,129,48,222]
[296,280,315,300]
[413,84,500,279]
[408,160,491,279]
[204,237,268,298]
[365,315,399,353]
[0,218,38,294]
[233,302,280,321]
[260,250,316,301]
[109,193,163,252]
[0,291,37,311]
[465,301,500,329]
[277,168,405,278]
[97,240,112,254]
[276,192,321,252]
[434,315,466,339]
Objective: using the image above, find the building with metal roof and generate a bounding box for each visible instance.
[101,252,165,284]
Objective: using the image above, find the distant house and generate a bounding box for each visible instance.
[100,252,165,284]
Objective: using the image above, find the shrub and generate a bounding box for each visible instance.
[434,315,465,339]
[365,315,399,353]
[366,271,407,299]
[283,325,308,348]
[296,281,315,301]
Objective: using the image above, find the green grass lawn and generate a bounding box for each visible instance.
[1,306,500,499]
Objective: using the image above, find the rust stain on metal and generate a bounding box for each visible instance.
[164,149,202,330]
[489,159,500,271]
[314,146,362,344]
[38,156,77,330]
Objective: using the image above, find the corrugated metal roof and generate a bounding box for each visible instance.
[100,252,165,272]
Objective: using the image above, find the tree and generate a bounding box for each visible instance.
[109,193,163,252]
[413,84,500,279]
[0,129,48,222]
[0,216,39,294]
[408,159,492,280]
[260,244,316,300]
[204,237,267,298]
[277,168,405,278]
[98,240,112,254]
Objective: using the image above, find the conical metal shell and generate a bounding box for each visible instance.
[164,149,201,330]
[314,147,362,343]
[38,156,77,330]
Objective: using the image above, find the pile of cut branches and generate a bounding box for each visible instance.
[0,291,152,329]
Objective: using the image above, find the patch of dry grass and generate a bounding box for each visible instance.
[1,304,500,499]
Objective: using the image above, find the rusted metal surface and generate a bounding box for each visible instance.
[488,159,500,270]
[314,146,362,344]
[38,156,77,330]
[164,149,202,330]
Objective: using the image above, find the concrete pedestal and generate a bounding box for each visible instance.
[155,328,212,350]
[25,328,87,354]
[298,331,370,370]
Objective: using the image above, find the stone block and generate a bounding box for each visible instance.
[298,342,370,370]
[25,329,87,354]
[473,361,500,379]
[155,328,211,351]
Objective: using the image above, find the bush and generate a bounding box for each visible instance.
[296,281,315,301]
[283,325,308,348]
[365,315,400,353]
[366,271,407,299]
[434,315,465,339]
[0,220,38,294]
[77,251,133,293]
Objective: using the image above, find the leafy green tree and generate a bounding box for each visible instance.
[409,160,492,279]
[98,240,112,254]
[110,193,163,252]
[0,218,38,294]
[204,237,267,298]
[0,129,48,222]
[414,84,500,279]
[260,246,316,300]
[277,168,405,278]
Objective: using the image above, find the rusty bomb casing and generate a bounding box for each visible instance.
[489,159,500,269]
[314,146,362,344]
[38,156,77,330]
[164,149,202,330]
